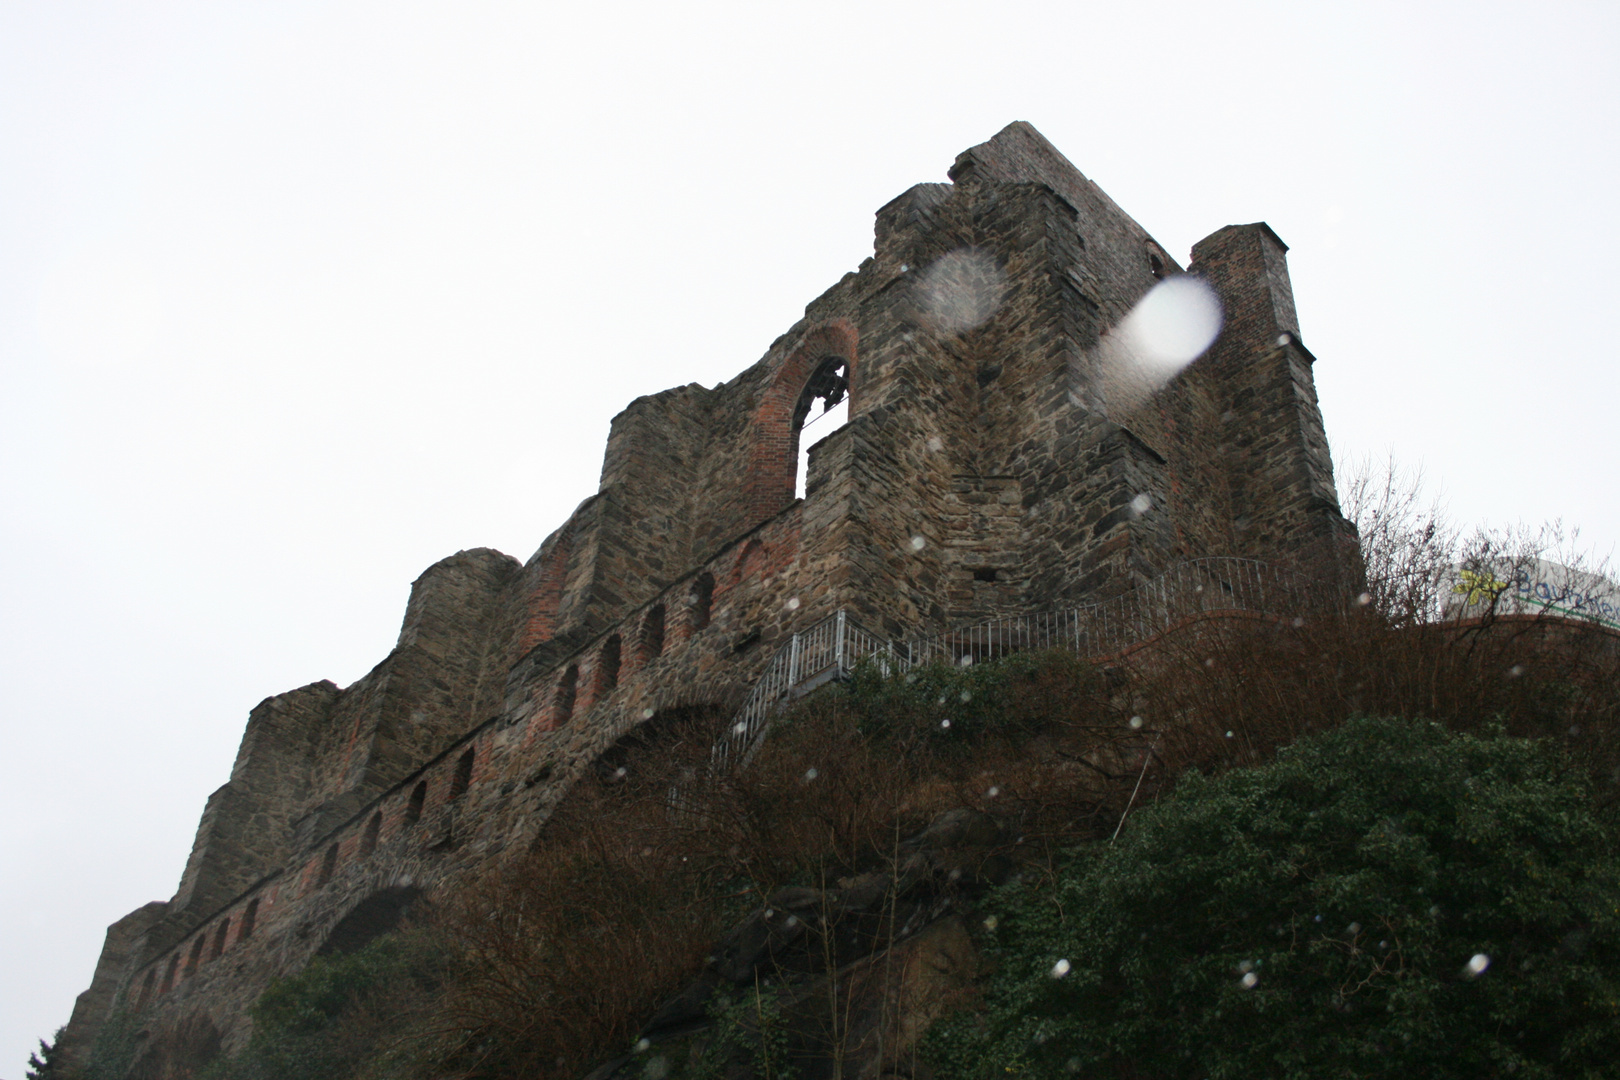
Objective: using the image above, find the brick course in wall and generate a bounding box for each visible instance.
[60,122,1356,1077]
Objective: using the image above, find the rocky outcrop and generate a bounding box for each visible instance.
[592,808,1012,1080]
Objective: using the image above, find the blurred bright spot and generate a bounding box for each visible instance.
[1051,958,1071,978]
[1240,971,1258,989]
[1129,715,1144,729]
[1088,275,1223,415]
[1131,493,1152,515]
[909,535,927,551]
[1124,275,1222,368]
[1465,953,1490,976]
[785,596,800,611]
[804,768,818,781]
[916,249,1005,334]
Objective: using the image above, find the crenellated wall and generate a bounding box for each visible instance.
[61,122,1357,1077]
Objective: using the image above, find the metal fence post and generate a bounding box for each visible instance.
[835,610,847,676]
[788,633,801,688]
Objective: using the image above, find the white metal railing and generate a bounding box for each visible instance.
[709,557,1326,769]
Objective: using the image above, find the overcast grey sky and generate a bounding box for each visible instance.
[2,1,1616,1071]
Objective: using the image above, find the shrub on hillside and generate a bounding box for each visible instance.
[922,717,1620,1079]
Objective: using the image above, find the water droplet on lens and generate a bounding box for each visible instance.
[1051,958,1071,978]
[983,915,998,930]
[1131,493,1152,515]
[635,1039,651,1053]
[785,596,800,611]
[987,785,1000,797]
[1356,592,1372,606]
[926,436,944,452]
[1509,664,1524,678]
[1225,730,1234,738]
[1241,971,1258,989]
[641,707,655,719]
[1465,953,1490,976]
[1129,715,1143,729]
[734,722,747,735]
[804,768,819,781]
[909,535,927,551]
[940,719,952,729]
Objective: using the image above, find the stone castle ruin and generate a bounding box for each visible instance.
[61,122,1355,1074]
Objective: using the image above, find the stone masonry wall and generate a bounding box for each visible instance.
[62,122,1357,1077]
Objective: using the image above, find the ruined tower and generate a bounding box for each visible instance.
[61,122,1354,1075]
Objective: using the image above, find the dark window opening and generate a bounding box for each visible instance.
[405,781,428,827]
[361,811,382,857]
[972,568,999,583]
[691,573,714,632]
[317,843,339,888]
[556,664,579,724]
[317,885,423,957]
[135,968,156,1011]
[450,747,475,800]
[210,918,229,961]
[595,635,622,698]
[239,898,258,941]
[159,954,179,995]
[1149,252,1166,279]
[640,604,666,661]
[795,357,851,498]
[184,934,206,977]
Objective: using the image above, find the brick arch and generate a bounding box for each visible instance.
[743,320,858,523]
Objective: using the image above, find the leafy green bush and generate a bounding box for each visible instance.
[839,649,1104,748]
[923,717,1620,1079]
[202,931,444,1080]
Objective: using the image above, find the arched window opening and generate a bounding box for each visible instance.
[210,918,230,961]
[361,811,382,857]
[450,747,475,800]
[317,842,339,888]
[159,954,179,995]
[794,357,850,499]
[639,604,666,662]
[317,885,423,957]
[239,898,258,941]
[595,635,622,698]
[405,781,428,827]
[135,968,156,1010]
[184,934,206,977]
[555,664,579,724]
[690,573,714,632]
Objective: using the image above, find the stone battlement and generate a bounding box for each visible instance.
[62,122,1356,1077]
